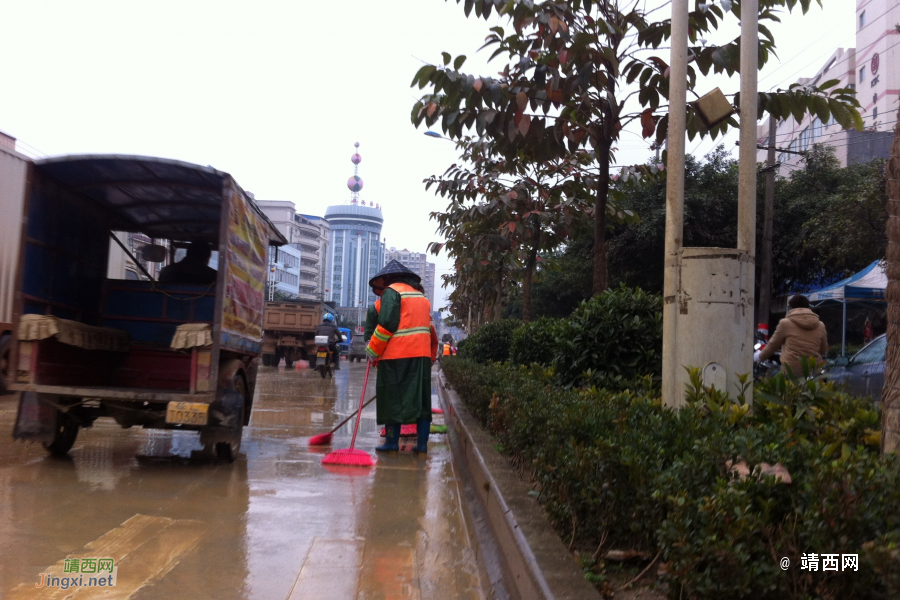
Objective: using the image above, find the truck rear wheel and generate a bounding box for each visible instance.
[204,375,245,463]
[0,333,11,394]
[44,410,79,457]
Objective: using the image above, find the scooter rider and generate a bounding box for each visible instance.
[315,313,343,370]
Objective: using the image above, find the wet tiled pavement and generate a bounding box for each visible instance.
[0,361,485,599]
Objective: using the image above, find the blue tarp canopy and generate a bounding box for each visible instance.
[805,260,886,355]
[807,260,886,303]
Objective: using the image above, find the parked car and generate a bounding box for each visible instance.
[348,335,367,362]
[820,334,886,403]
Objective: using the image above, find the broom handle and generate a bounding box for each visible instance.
[348,359,371,451]
[326,394,376,435]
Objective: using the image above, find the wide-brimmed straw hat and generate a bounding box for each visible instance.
[369,259,421,289]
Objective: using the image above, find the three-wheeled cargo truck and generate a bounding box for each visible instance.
[8,154,287,461]
[0,144,29,394]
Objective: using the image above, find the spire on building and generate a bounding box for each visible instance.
[347,142,364,205]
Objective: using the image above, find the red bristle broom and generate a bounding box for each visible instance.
[309,395,376,446]
[322,359,375,467]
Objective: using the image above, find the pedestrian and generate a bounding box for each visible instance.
[756,294,828,376]
[864,318,874,345]
[365,260,438,454]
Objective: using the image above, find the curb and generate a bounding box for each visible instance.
[437,373,602,600]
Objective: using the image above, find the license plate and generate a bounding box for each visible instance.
[166,402,209,425]
[317,352,327,358]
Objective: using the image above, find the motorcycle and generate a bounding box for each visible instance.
[314,335,335,379]
[752,331,781,380]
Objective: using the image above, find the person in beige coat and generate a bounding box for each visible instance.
[758,295,829,375]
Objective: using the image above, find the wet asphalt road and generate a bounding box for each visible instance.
[0,360,485,600]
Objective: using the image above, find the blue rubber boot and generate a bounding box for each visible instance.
[412,419,430,454]
[376,424,400,452]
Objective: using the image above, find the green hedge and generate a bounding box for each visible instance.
[458,318,520,364]
[509,317,565,367]
[442,358,900,599]
[553,284,662,390]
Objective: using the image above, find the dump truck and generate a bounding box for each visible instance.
[261,301,323,367]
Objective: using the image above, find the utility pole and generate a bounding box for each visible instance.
[757,117,777,335]
[663,0,758,407]
[661,0,688,407]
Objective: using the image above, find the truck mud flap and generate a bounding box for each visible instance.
[200,390,243,447]
[13,391,56,443]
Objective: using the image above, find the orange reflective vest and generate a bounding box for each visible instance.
[366,283,433,360]
[442,344,451,356]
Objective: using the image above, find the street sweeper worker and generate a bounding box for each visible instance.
[365,260,436,454]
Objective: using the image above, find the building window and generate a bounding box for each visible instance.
[873,106,878,121]
[859,10,866,30]
[859,66,865,84]
[811,118,822,140]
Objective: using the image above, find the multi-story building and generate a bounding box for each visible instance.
[383,247,436,306]
[757,1,900,172]
[267,243,302,299]
[256,200,330,302]
[0,130,15,150]
[325,203,385,308]
[294,213,330,301]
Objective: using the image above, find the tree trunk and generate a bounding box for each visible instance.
[593,147,611,296]
[883,110,900,457]
[493,264,504,321]
[522,223,541,323]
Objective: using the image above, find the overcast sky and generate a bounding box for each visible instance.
[0,1,855,311]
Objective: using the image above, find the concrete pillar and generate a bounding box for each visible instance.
[673,249,755,403]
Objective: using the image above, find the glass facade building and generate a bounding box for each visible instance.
[325,204,385,308]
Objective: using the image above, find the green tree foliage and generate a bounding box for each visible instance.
[427,139,599,322]
[774,144,888,293]
[605,145,887,296]
[412,0,862,296]
[609,147,741,293]
[504,235,595,320]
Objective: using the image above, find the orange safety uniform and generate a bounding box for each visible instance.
[366,283,433,360]
[442,344,451,357]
